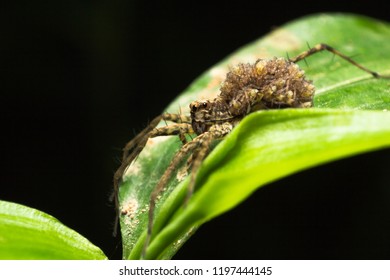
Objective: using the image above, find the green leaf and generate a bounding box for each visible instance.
[0,200,107,259]
[118,13,390,259]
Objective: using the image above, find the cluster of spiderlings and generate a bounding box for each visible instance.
[219,57,316,115]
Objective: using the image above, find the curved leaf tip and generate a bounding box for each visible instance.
[0,200,107,260]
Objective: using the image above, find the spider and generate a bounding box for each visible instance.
[113,43,388,257]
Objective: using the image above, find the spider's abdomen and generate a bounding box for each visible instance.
[220,57,316,115]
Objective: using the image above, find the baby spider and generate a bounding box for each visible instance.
[113,43,388,257]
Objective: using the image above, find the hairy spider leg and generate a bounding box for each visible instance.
[143,122,234,258]
[186,122,234,202]
[289,43,389,78]
[113,113,191,237]
[122,113,191,160]
[143,135,201,258]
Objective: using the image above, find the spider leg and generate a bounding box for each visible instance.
[186,122,234,202]
[143,137,201,257]
[120,122,193,178]
[112,113,192,237]
[122,113,191,160]
[185,134,212,202]
[289,43,389,78]
[143,122,234,258]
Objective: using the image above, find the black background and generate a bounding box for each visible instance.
[2,1,390,259]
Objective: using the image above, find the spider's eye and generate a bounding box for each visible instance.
[202,101,208,108]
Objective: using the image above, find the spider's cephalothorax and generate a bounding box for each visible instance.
[113,43,387,258]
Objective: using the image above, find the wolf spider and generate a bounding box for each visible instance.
[113,43,388,257]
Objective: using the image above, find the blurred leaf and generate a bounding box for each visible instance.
[118,13,390,259]
[0,200,107,259]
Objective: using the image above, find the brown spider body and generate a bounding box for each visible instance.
[190,57,316,135]
[113,43,387,257]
